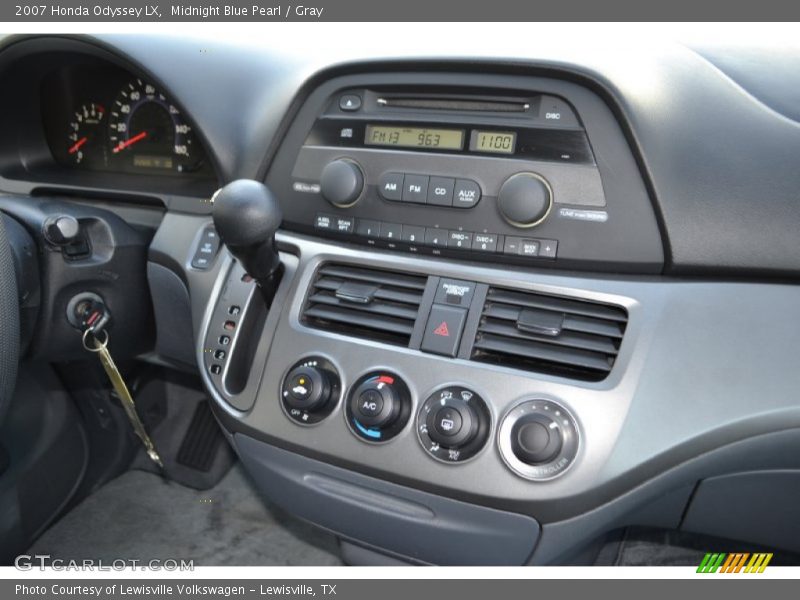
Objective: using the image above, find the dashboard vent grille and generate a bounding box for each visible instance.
[471,287,627,381]
[302,263,427,347]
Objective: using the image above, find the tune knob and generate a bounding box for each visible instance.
[497,173,553,228]
[320,159,364,207]
[346,371,412,442]
[281,357,341,425]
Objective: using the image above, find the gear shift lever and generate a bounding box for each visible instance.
[212,179,283,301]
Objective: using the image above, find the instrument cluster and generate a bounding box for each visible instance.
[41,62,213,178]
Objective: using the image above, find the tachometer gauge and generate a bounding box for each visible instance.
[67,103,106,166]
[108,79,201,173]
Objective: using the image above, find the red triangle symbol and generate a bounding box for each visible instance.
[433,321,450,337]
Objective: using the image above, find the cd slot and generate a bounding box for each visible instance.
[376,96,530,113]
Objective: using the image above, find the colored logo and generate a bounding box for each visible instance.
[697,552,772,573]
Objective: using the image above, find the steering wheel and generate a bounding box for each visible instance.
[0,215,20,426]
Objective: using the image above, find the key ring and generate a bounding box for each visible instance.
[82,328,109,352]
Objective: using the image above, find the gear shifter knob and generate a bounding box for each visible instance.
[212,179,282,284]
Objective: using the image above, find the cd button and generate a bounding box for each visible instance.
[453,179,481,208]
[402,174,429,204]
[378,172,404,201]
[427,177,455,206]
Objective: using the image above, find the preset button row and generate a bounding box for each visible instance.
[314,213,558,258]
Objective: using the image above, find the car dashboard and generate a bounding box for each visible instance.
[1,29,800,566]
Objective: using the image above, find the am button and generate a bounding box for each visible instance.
[378,172,404,201]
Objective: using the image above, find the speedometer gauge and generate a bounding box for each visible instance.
[108,79,201,173]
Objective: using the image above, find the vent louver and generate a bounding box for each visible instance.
[302,263,427,346]
[471,287,627,381]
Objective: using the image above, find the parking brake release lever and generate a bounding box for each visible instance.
[212,179,283,303]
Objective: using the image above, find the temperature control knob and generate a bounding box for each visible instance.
[281,357,341,425]
[497,172,553,228]
[417,386,491,464]
[346,371,411,442]
[320,159,364,207]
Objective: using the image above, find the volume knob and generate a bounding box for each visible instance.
[497,173,553,228]
[320,159,364,207]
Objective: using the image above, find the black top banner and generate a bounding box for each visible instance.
[2,0,800,21]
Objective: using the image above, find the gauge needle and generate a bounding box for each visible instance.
[113,131,147,153]
[68,137,88,154]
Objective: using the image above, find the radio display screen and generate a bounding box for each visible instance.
[471,131,517,154]
[365,125,464,150]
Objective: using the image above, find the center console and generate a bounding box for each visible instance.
[199,70,666,565]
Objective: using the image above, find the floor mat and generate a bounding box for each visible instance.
[130,372,235,491]
[606,527,800,566]
[28,465,342,566]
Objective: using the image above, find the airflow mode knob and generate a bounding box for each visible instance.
[417,386,491,464]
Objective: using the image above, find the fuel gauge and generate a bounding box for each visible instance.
[67,103,106,167]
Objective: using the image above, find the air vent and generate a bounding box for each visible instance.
[471,287,627,381]
[302,263,427,346]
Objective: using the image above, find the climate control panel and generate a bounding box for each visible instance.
[278,358,579,479]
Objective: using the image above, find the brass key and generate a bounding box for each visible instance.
[82,329,164,468]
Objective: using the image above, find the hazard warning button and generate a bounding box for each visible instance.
[421,304,468,357]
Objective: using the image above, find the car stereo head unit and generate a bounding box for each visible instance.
[264,73,664,274]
